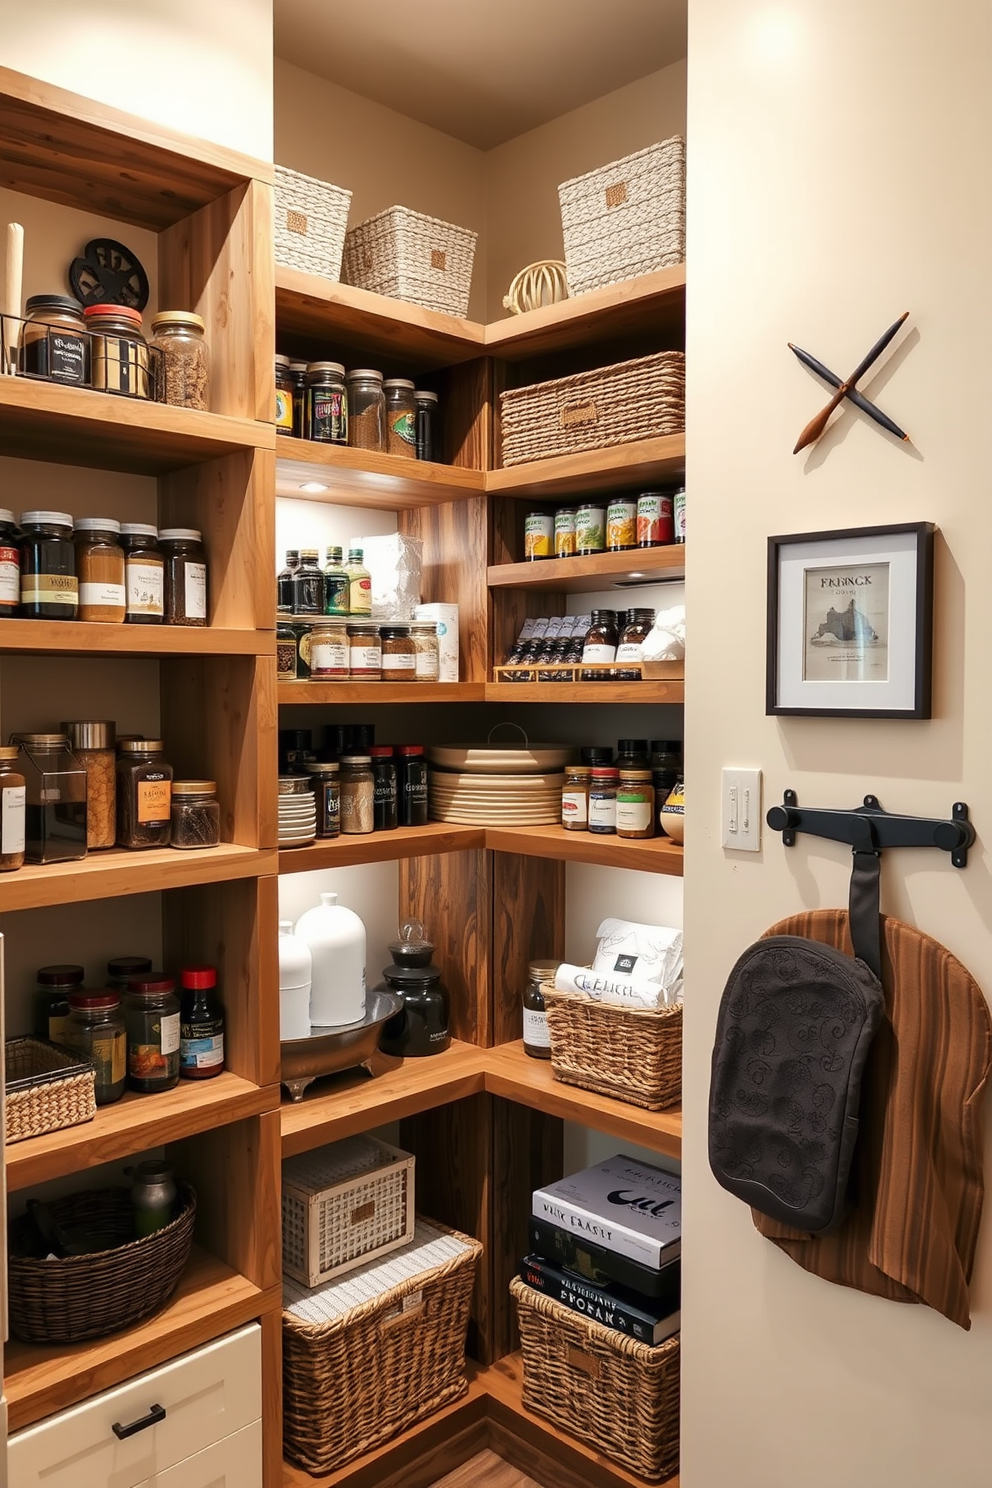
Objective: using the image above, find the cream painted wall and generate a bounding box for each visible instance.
[1,0,273,160]
[682,5,992,1486]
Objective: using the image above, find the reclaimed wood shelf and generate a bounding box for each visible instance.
[485,680,684,704]
[0,843,277,913]
[4,1246,278,1432]
[278,825,681,875]
[279,823,483,873]
[5,1074,279,1193]
[278,680,486,705]
[482,826,683,875]
[486,266,685,362]
[487,436,685,501]
[0,377,274,474]
[488,545,685,593]
[276,434,485,511]
[0,619,274,657]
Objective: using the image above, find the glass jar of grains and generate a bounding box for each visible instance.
[22,294,89,384]
[74,518,126,623]
[347,621,382,680]
[383,379,417,459]
[19,510,78,620]
[0,746,25,871]
[84,304,150,398]
[160,528,207,626]
[66,991,126,1104]
[150,312,209,410]
[339,755,375,835]
[63,721,116,849]
[346,369,386,452]
[380,624,417,681]
[409,621,440,682]
[170,780,221,849]
[117,739,173,849]
[309,621,350,680]
[121,524,165,625]
[124,973,181,1093]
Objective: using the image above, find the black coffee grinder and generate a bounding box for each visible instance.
[376,920,451,1057]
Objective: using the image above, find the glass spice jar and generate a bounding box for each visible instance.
[309,621,349,679]
[616,609,657,666]
[275,354,294,431]
[150,311,209,410]
[179,965,225,1080]
[276,622,297,679]
[414,389,438,461]
[347,621,381,679]
[369,745,398,831]
[561,764,591,832]
[307,361,347,443]
[0,745,26,870]
[523,959,559,1060]
[117,739,173,849]
[66,991,126,1105]
[383,379,417,458]
[409,621,440,682]
[339,754,375,835]
[170,780,221,849]
[63,721,116,849]
[33,964,84,1043]
[380,625,417,682]
[124,973,181,1093]
[19,510,78,620]
[74,518,126,623]
[617,769,656,839]
[84,303,150,398]
[582,610,619,665]
[307,761,340,838]
[121,524,164,625]
[160,528,208,626]
[396,744,428,826]
[0,508,19,617]
[588,766,619,834]
[106,956,152,995]
[14,733,88,863]
[346,369,386,452]
[21,294,89,384]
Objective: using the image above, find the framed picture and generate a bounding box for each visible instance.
[766,522,934,718]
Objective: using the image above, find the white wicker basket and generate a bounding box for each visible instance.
[558,138,685,297]
[341,206,477,317]
[275,165,353,279]
[282,1136,415,1288]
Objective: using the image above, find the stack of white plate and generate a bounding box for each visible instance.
[278,777,316,847]
[427,743,572,827]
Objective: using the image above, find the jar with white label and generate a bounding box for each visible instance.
[310,621,349,679]
[523,959,559,1059]
[381,625,417,681]
[616,769,656,839]
[121,524,165,624]
[0,747,26,871]
[588,767,619,834]
[410,621,440,682]
[0,510,20,617]
[160,528,208,626]
[581,610,619,665]
[615,608,656,665]
[561,765,590,832]
[74,518,126,623]
[347,621,382,680]
[124,974,180,1093]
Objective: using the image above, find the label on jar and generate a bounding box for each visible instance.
[674,489,686,541]
[383,651,416,672]
[391,410,416,445]
[127,562,164,617]
[637,493,674,546]
[523,1008,551,1048]
[311,639,349,675]
[92,1029,126,1089]
[160,1012,180,1055]
[0,546,19,604]
[318,784,340,835]
[324,574,349,615]
[350,577,372,614]
[275,388,294,429]
[575,508,605,552]
[138,778,172,824]
[276,639,297,678]
[49,1013,70,1044]
[581,643,616,664]
[606,500,636,549]
[20,573,78,607]
[588,795,617,832]
[1,784,25,853]
[524,514,553,559]
[180,1030,224,1070]
[185,562,207,619]
[47,332,87,384]
[414,650,438,681]
[615,641,645,663]
[311,390,347,442]
[561,789,588,827]
[130,1042,170,1079]
[350,643,382,672]
[617,800,652,833]
[80,581,126,610]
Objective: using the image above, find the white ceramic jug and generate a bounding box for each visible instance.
[278,919,312,1041]
[295,891,367,1027]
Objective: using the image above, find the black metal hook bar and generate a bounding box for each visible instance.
[766,790,975,868]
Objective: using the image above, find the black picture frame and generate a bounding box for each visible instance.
[766,521,934,719]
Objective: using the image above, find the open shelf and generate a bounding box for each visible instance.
[488,545,685,593]
[0,620,274,657]
[486,1042,682,1158]
[5,1074,279,1193]
[488,436,685,501]
[0,844,277,913]
[0,377,274,475]
[279,823,483,873]
[281,1040,488,1158]
[4,1245,278,1432]
[484,826,684,874]
[278,826,682,874]
[486,680,684,704]
[486,266,686,362]
[278,681,486,705]
[276,435,485,511]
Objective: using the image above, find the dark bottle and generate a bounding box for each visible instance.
[179,965,225,1080]
[289,361,308,439]
[616,738,651,770]
[277,550,300,615]
[107,956,153,995]
[33,964,84,1042]
[323,546,349,617]
[116,740,173,849]
[377,920,450,1057]
[396,744,428,826]
[523,959,559,1060]
[0,509,20,617]
[19,510,78,620]
[651,739,683,833]
[370,745,398,831]
[291,549,324,616]
[580,746,613,767]
[581,609,619,665]
[414,389,438,461]
[279,728,313,774]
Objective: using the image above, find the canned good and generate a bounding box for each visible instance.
[524,511,553,560]
[554,508,577,557]
[575,504,605,555]
[674,487,686,543]
[606,498,636,551]
[637,491,675,547]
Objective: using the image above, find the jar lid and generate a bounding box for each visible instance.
[307,360,345,376]
[623,609,656,623]
[74,517,122,535]
[275,353,291,367]
[0,509,14,524]
[126,973,175,994]
[180,965,217,989]
[589,609,617,621]
[566,765,591,776]
[383,378,415,390]
[368,745,394,757]
[576,502,605,512]
[529,959,560,979]
[172,779,216,795]
[84,303,143,324]
[120,523,159,538]
[158,528,202,542]
[651,740,682,752]
[379,625,410,637]
[618,739,649,752]
[299,548,319,559]
[409,621,438,632]
[119,739,165,752]
[108,956,152,976]
[151,311,205,332]
[37,964,84,985]
[19,510,72,528]
[591,767,620,778]
[63,721,115,750]
[306,760,339,772]
[68,991,120,1010]
[346,622,379,634]
[0,745,19,761]
[25,293,82,314]
[289,360,308,372]
[346,368,383,381]
[618,769,652,779]
[13,732,67,747]
[341,754,371,764]
[580,746,613,763]
[413,390,439,403]
[396,744,424,756]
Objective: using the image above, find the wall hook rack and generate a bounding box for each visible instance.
[766,790,975,868]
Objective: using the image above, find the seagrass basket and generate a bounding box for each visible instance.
[282,1218,482,1474]
[4,1036,95,1144]
[542,983,682,1110]
[511,1277,680,1481]
[499,351,685,467]
[559,137,685,297]
[341,206,477,317]
[274,165,353,279]
[8,1183,197,1344]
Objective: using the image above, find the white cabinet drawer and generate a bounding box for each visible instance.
[135,1420,262,1487]
[8,1323,261,1488]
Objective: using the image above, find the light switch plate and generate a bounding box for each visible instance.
[722,768,762,852]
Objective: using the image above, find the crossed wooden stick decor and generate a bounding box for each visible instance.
[790,311,910,453]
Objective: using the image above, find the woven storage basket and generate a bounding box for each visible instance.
[282,1135,415,1288]
[341,206,477,317]
[511,1276,680,1481]
[543,983,682,1110]
[274,165,353,279]
[559,137,686,297]
[8,1183,196,1344]
[283,1218,481,1474]
[499,351,684,467]
[4,1037,96,1144]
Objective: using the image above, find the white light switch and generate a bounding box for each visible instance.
[722,768,762,852]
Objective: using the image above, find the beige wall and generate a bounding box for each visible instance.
[682,4,992,1486]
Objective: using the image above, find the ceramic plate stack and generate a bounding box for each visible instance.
[279,777,316,847]
[426,744,572,826]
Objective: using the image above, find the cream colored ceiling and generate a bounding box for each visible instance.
[273,0,687,149]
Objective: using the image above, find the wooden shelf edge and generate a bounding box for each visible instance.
[485,681,685,704]
[0,621,274,657]
[276,436,485,510]
[278,681,487,705]
[279,824,484,873]
[0,845,278,913]
[487,436,685,500]
[487,546,686,591]
[483,826,684,875]
[485,265,686,360]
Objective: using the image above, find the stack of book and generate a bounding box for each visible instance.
[520,1153,681,1345]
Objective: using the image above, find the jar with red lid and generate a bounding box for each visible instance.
[179,965,225,1080]
[84,304,150,399]
[125,973,180,1093]
[65,991,126,1105]
[588,767,619,834]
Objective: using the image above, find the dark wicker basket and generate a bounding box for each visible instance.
[8,1183,197,1344]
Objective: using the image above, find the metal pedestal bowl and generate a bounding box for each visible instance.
[280,989,404,1101]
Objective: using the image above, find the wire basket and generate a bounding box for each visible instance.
[559,137,686,297]
[543,983,682,1110]
[342,206,477,317]
[4,1037,96,1145]
[275,165,353,279]
[282,1136,415,1288]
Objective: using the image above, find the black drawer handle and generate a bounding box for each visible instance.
[112,1403,166,1440]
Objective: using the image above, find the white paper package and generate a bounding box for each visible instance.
[593,918,683,988]
[356,532,424,620]
[553,962,678,1010]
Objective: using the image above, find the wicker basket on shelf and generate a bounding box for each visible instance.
[4,1036,96,1144]
[511,1276,680,1481]
[341,206,477,317]
[274,165,353,279]
[499,350,684,467]
[559,137,685,297]
[542,982,682,1110]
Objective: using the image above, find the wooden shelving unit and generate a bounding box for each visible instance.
[278,680,486,705]
[484,826,683,875]
[485,265,685,362]
[488,545,686,592]
[0,844,276,913]
[0,619,274,657]
[485,679,685,704]
[276,434,485,511]
[487,435,685,500]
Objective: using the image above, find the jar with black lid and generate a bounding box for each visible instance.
[307,362,347,443]
[616,739,651,770]
[19,511,78,620]
[380,625,416,682]
[21,295,89,385]
[277,622,297,679]
[124,973,180,1093]
[66,991,126,1104]
[33,964,84,1043]
[121,524,164,624]
[0,509,19,617]
[383,379,417,459]
[117,739,173,849]
[289,361,308,438]
[107,956,153,994]
[414,389,438,461]
[160,528,208,626]
[277,549,300,615]
[581,610,619,665]
[291,549,325,616]
[307,761,340,838]
[369,745,398,831]
[581,746,613,767]
[275,354,294,432]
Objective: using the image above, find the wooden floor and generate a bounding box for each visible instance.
[432,1449,544,1488]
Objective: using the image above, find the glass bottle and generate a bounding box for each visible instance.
[561,765,591,832]
[370,745,398,831]
[277,549,300,616]
[116,739,173,849]
[307,761,340,838]
[322,546,349,617]
[523,959,559,1060]
[160,528,208,626]
[588,767,619,834]
[616,610,657,666]
[291,548,325,616]
[84,303,150,398]
[33,964,84,1043]
[383,379,417,459]
[19,511,78,620]
[14,733,87,862]
[179,965,225,1080]
[396,745,428,826]
[63,721,116,849]
[346,368,386,452]
[345,548,371,617]
[124,973,181,1092]
[617,769,656,839]
[306,361,347,443]
[0,745,26,870]
[289,361,308,438]
[339,755,375,835]
[149,311,209,410]
[582,610,619,665]
[170,781,221,849]
[414,389,438,462]
[121,524,165,625]
[65,991,126,1104]
[0,508,19,617]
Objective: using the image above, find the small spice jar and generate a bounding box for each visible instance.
[0,745,26,870]
[309,620,349,679]
[124,973,181,1093]
[347,621,382,680]
[107,956,153,995]
[117,739,173,849]
[381,624,417,682]
[15,733,88,862]
[396,744,428,826]
[121,524,165,624]
[84,304,150,398]
[588,767,619,834]
[617,769,656,839]
[414,389,438,461]
[179,965,225,1080]
[63,721,116,849]
[561,764,591,832]
[33,964,84,1043]
[74,518,126,623]
[523,959,559,1060]
[370,745,398,831]
[307,362,348,443]
[0,508,19,617]
[275,354,294,431]
[21,295,89,384]
[346,369,386,452]
[307,761,340,838]
[616,608,656,665]
[339,754,375,835]
[582,610,619,665]
[277,622,297,679]
[160,528,208,626]
[170,780,221,849]
[410,621,440,682]
[19,510,78,620]
[383,379,417,458]
[150,311,209,410]
[66,991,126,1105]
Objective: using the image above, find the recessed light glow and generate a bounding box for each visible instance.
[299,481,329,494]
[627,572,646,579]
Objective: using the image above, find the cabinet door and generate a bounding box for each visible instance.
[8,1323,260,1488]
[134,1421,262,1487]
